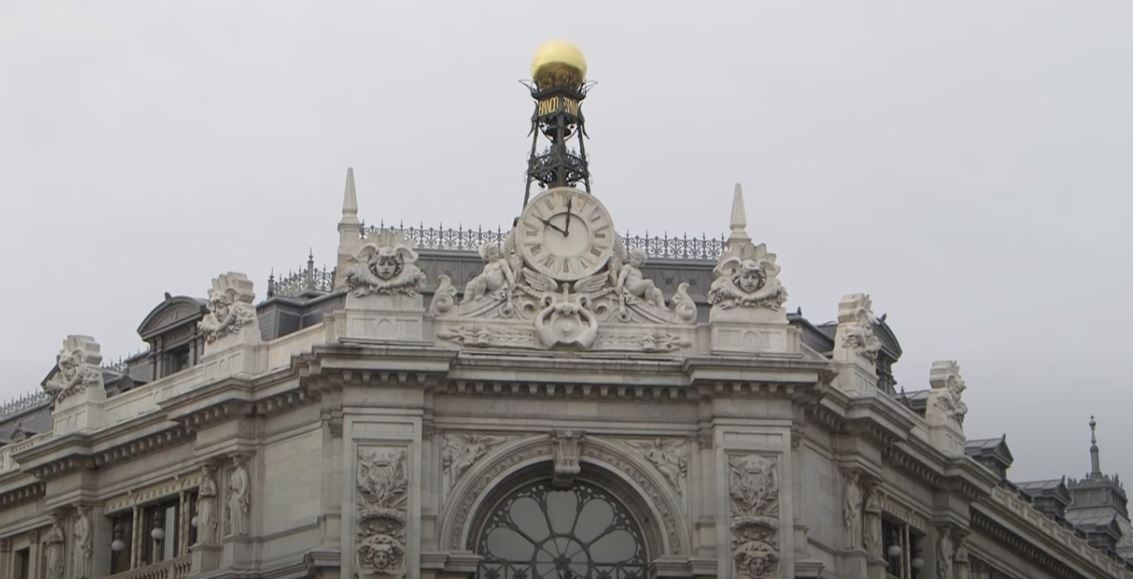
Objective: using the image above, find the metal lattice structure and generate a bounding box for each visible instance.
[361,223,725,261]
[268,252,336,298]
[0,391,51,418]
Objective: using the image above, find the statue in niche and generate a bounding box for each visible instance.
[196,465,219,544]
[345,233,427,297]
[73,505,92,578]
[198,273,257,343]
[43,513,65,579]
[226,456,250,536]
[709,248,787,310]
[42,336,102,403]
[938,527,955,579]
[842,471,863,549]
[863,490,883,556]
[616,248,666,309]
[462,243,516,304]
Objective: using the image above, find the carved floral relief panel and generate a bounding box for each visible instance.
[729,454,781,579]
[356,446,410,579]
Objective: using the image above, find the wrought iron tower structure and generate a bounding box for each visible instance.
[523,40,593,207]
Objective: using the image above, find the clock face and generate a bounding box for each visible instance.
[517,188,615,281]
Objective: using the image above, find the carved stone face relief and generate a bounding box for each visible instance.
[729,455,781,579]
[356,447,408,578]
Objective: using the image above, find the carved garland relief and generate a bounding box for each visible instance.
[729,454,781,579]
[356,447,409,578]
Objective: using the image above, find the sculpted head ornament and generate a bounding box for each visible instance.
[709,244,787,311]
[198,273,257,344]
[42,335,103,403]
[346,231,426,297]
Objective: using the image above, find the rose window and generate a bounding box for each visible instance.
[476,480,647,579]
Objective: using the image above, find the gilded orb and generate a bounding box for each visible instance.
[531,39,587,87]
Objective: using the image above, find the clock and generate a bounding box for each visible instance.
[517,187,615,281]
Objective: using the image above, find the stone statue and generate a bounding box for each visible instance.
[955,545,971,579]
[842,471,863,549]
[462,243,516,304]
[345,232,427,297]
[198,273,257,343]
[43,513,65,579]
[356,448,408,578]
[928,361,968,426]
[938,527,955,579]
[73,505,92,578]
[196,465,219,544]
[226,456,250,536]
[729,455,780,579]
[835,294,882,361]
[616,248,666,309]
[862,489,883,557]
[42,336,103,404]
[709,247,787,310]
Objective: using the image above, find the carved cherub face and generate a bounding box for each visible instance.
[370,247,404,280]
[482,244,501,263]
[735,261,766,293]
[58,350,80,375]
[372,547,391,569]
[209,289,234,311]
[628,250,645,268]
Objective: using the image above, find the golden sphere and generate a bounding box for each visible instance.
[531,39,587,87]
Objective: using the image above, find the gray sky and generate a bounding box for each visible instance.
[1,1,1130,482]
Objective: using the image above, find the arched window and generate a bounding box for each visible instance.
[475,479,648,579]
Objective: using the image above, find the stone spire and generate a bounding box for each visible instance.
[335,167,363,288]
[1090,415,1102,477]
[728,183,750,244]
[342,167,358,218]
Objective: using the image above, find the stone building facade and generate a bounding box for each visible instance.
[2,46,1132,579]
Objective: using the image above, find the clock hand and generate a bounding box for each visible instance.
[564,197,573,235]
[540,217,569,236]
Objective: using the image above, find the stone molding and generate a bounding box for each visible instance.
[439,433,689,556]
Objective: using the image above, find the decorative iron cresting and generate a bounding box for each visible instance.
[268,251,336,298]
[362,223,726,260]
[0,391,51,418]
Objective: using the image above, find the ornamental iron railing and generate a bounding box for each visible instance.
[0,391,50,418]
[360,222,725,260]
[268,252,335,298]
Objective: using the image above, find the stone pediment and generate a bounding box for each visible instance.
[137,295,208,341]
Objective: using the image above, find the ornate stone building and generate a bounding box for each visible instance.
[1,41,1131,579]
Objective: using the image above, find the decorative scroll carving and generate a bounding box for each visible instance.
[42,335,103,404]
[842,470,863,549]
[196,465,219,545]
[602,331,692,353]
[627,438,688,498]
[43,513,65,579]
[862,487,883,557]
[442,433,507,489]
[437,325,536,347]
[73,505,92,578]
[938,527,955,579]
[199,273,257,343]
[428,274,457,316]
[356,448,408,578]
[730,455,780,578]
[928,361,968,426]
[551,430,585,487]
[345,231,426,297]
[225,455,250,537]
[834,294,881,361]
[709,245,787,311]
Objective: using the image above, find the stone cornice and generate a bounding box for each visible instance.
[973,486,1133,579]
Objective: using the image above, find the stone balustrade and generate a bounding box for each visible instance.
[105,555,191,579]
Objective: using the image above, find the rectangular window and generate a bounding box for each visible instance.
[15,547,30,579]
[109,511,134,574]
[141,499,180,564]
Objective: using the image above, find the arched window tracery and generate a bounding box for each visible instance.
[475,479,648,579]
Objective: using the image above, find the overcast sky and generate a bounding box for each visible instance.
[1,1,1130,482]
